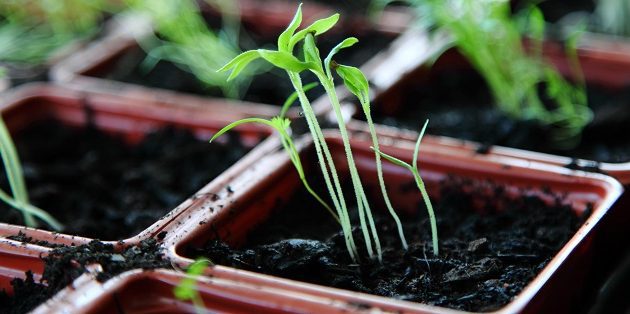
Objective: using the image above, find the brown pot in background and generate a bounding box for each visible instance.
[50,3,411,120]
[0,83,279,249]
[160,130,622,313]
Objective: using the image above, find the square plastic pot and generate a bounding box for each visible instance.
[50,6,409,119]
[0,239,47,295]
[354,28,630,184]
[33,268,370,313]
[160,130,622,313]
[0,83,279,249]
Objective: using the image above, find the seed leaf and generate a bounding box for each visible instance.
[258,49,314,72]
[336,64,369,106]
[324,37,358,76]
[289,13,340,49]
[217,50,261,81]
[278,4,303,51]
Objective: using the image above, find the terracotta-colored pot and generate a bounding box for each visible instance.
[50,5,410,120]
[34,268,370,313]
[0,238,48,294]
[0,15,123,94]
[355,28,630,184]
[161,130,622,313]
[0,83,279,249]
[206,0,413,37]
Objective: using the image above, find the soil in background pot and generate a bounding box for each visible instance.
[0,120,251,240]
[188,176,587,312]
[102,28,393,106]
[371,68,630,164]
[0,238,170,314]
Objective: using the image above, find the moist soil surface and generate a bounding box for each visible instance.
[371,67,630,165]
[0,120,250,240]
[99,27,393,107]
[0,238,171,314]
[189,176,587,312]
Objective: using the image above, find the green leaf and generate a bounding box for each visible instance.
[303,33,321,65]
[413,119,429,170]
[335,65,369,105]
[278,4,303,52]
[289,13,340,49]
[210,117,276,143]
[217,50,261,81]
[324,37,358,76]
[373,146,412,171]
[527,5,545,42]
[258,49,314,72]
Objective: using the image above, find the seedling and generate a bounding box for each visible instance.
[374,120,438,256]
[127,0,256,99]
[0,116,62,230]
[217,4,437,261]
[174,258,213,314]
[414,0,592,147]
[210,114,340,224]
[0,0,118,65]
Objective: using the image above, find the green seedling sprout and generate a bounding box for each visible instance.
[127,0,256,99]
[218,4,423,262]
[414,0,592,147]
[0,116,63,230]
[210,114,340,224]
[0,0,119,65]
[374,120,438,256]
[174,258,213,314]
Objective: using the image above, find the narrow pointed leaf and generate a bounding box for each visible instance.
[372,146,412,171]
[210,117,276,143]
[289,14,340,49]
[303,33,321,64]
[217,50,260,81]
[258,50,313,72]
[324,37,358,75]
[413,119,429,170]
[278,4,303,51]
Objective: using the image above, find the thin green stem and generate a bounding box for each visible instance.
[317,72,381,260]
[287,71,359,260]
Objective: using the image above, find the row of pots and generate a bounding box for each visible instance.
[2,0,630,312]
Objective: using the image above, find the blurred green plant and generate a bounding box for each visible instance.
[174,258,213,314]
[412,0,592,147]
[127,0,260,99]
[594,0,630,36]
[0,0,120,65]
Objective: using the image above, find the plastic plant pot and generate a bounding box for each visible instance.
[0,14,123,94]
[351,27,630,185]
[0,83,279,249]
[0,239,48,294]
[201,0,413,37]
[161,130,622,313]
[33,268,380,313]
[50,7,409,120]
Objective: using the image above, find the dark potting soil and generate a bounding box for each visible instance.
[189,176,587,312]
[371,68,630,164]
[0,120,250,240]
[0,238,170,314]
[100,29,393,107]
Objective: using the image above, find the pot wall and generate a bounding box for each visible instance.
[162,130,622,313]
[0,83,277,248]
